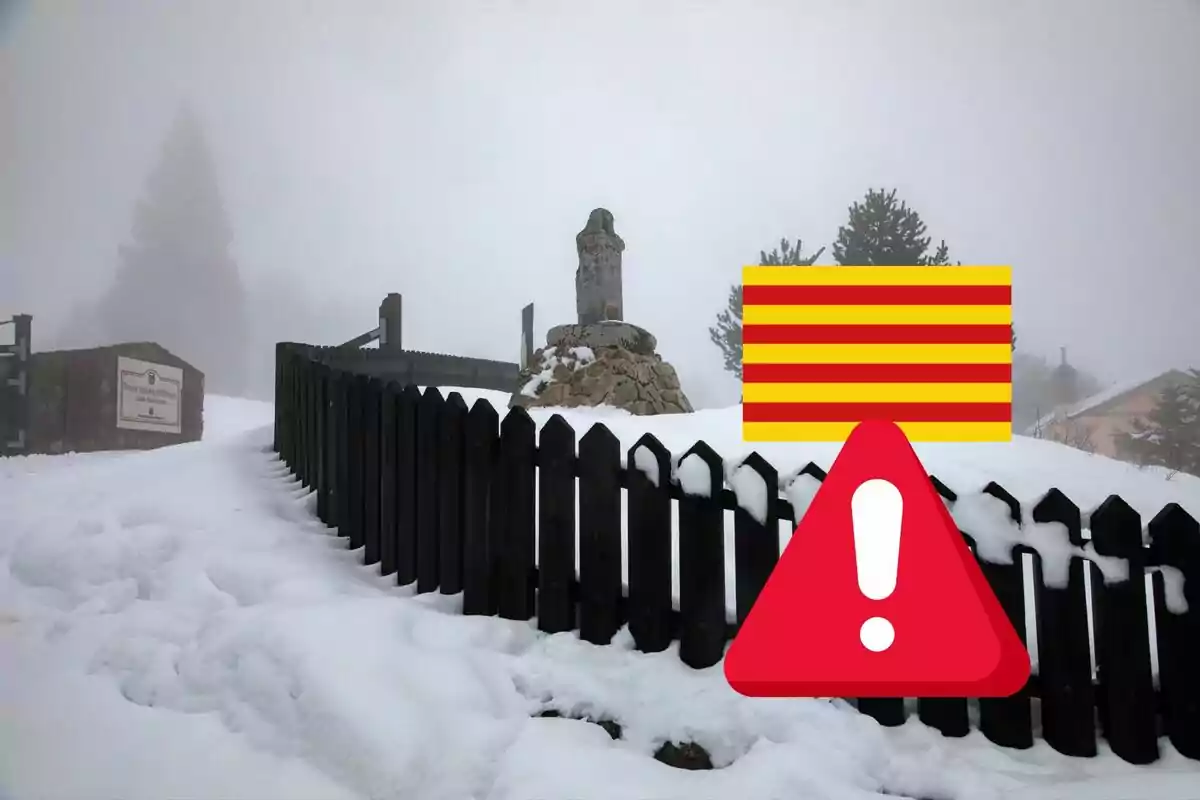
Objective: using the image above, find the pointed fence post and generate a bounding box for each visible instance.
[537,415,577,633]
[1030,488,1096,757]
[379,382,399,576]
[731,452,780,629]
[578,423,623,645]
[395,385,420,585]
[362,377,383,568]
[973,482,1033,749]
[626,434,674,653]
[415,387,445,593]
[438,393,469,595]
[1091,496,1158,765]
[676,441,727,670]
[462,399,499,616]
[1148,504,1200,760]
[495,407,536,621]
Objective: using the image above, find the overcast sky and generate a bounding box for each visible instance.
[3,0,1199,406]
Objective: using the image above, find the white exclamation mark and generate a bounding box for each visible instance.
[851,479,903,652]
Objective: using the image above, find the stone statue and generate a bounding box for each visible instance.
[509,205,693,416]
[575,208,625,325]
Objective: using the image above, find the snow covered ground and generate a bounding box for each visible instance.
[2,392,1199,799]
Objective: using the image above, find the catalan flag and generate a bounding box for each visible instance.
[741,266,1013,443]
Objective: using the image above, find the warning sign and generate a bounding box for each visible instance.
[724,419,1029,698]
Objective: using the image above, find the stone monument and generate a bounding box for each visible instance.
[511,209,693,415]
[575,208,625,325]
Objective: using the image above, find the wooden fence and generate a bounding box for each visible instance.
[274,342,1200,767]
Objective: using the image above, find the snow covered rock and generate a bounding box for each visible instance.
[511,324,692,416]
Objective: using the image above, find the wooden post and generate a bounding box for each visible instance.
[438,393,469,595]
[974,482,1034,749]
[415,388,444,593]
[379,293,403,353]
[537,415,577,633]
[626,434,673,654]
[462,398,499,615]
[1091,496,1159,764]
[3,314,32,455]
[362,377,383,568]
[520,303,534,369]
[677,440,727,670]
[1148,504,1200,760]
[496,406,536,621]
[578,424,623,645]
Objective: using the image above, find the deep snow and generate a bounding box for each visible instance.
[2,392,1199,800]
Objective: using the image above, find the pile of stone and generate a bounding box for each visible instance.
[510,208,693,416]
[513,321,692,415]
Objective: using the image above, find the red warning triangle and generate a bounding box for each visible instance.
[724,419,1030,698]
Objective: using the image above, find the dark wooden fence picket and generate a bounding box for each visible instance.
[379,382,399,576]
[677,441,727,670]
[395,385,420,586]
[345,374,368,550]
[273,342,287,455]
[288,351,302,482]
[293,353,308,486]
[415,388,444,593]
[916,483,970,739]
[1090,496,1159,765]
[578,423,623,645]
[929,474,958,504]
[536,414,576,634]
[280,349,293,466]
[307,359,322,495]
[1029,488,1096,757]
[333,368,352,536]
[313,363,330,524]
[1147,504,1200,760]
[496,407,536,621]
[362,378,383,568]
[973,482,1033,750]
[438,392,468,595]
[321,363,341,529]
[300,357,313,487]
[462,399,499,616]
[856,692,906,728]
[732,453,780,629]
[626,434,674,654]
[303,353,316,487]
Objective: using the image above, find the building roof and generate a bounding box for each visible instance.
[1024,368,1190,436]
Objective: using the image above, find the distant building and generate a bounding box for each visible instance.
[1026,352,1189,458]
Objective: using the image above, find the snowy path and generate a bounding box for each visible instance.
[2,399,1199,799]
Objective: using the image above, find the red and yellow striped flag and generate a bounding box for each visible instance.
[741,266,1013,443]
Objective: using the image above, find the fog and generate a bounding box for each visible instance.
[4,0,1199,407]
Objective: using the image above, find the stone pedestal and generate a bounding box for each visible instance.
[511,322,692,416]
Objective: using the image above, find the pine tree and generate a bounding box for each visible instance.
[96,106,247,395]
[709,238,825,379]
[833,188,1015,349]
[832,189,953,267]
[1114,370,1200,476]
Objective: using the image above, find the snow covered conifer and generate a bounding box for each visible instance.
[709,238,824,380]
[832,188,1015,349]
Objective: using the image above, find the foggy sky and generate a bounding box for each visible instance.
[4,0,1199,407]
